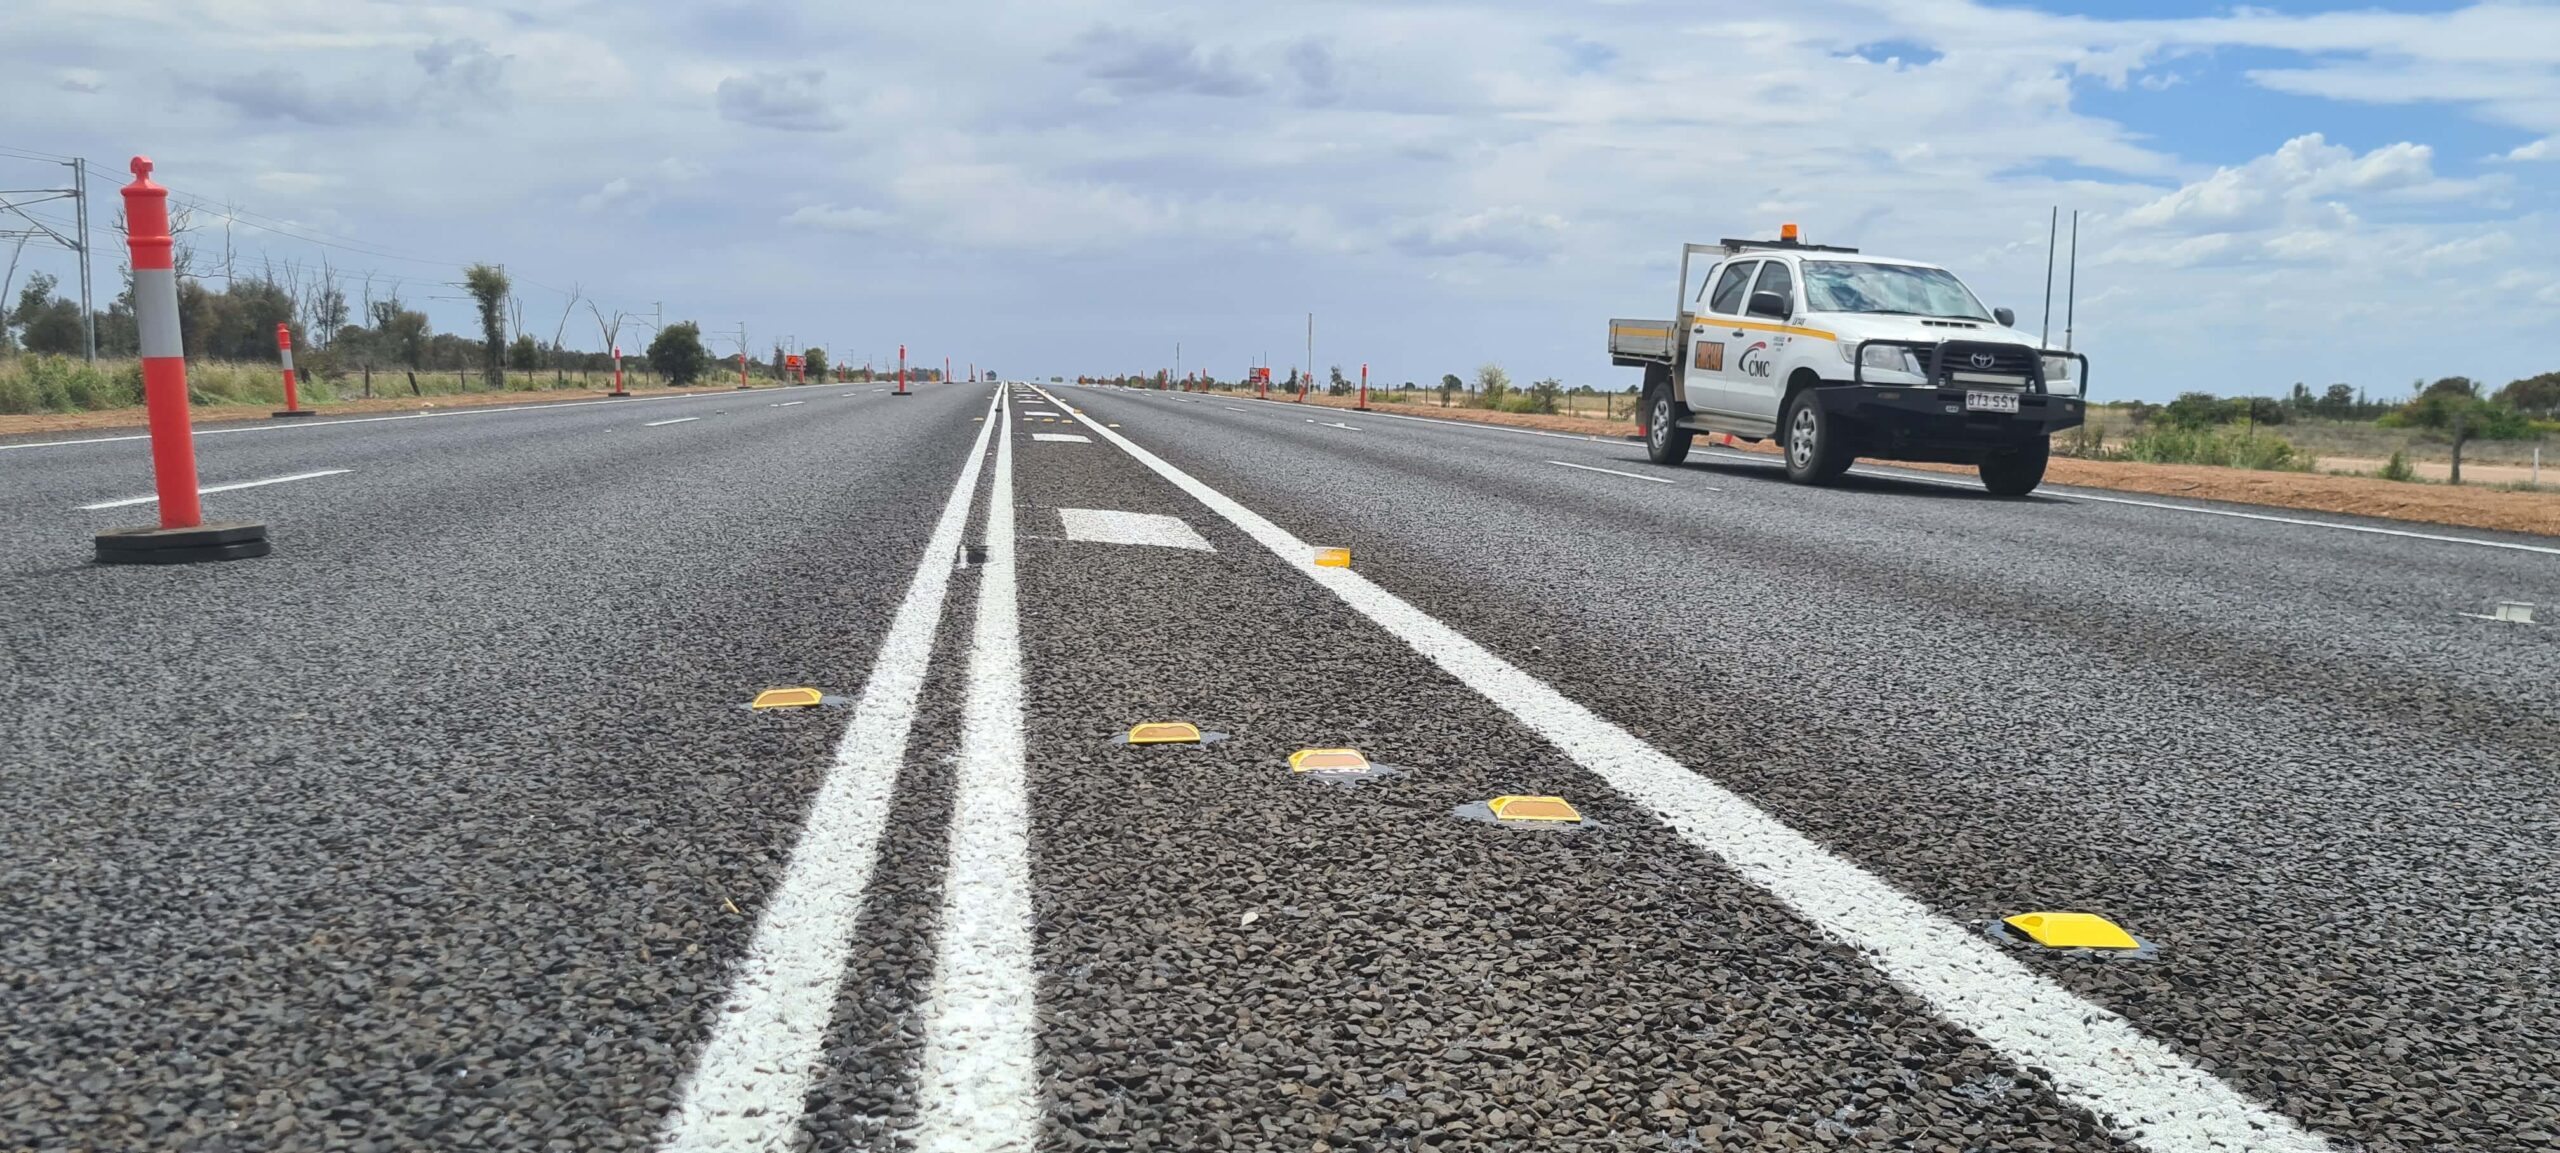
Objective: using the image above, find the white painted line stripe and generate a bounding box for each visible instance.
[1058,507,1213,551]
[770,401,804,408]
[79,468,351,510]
[644,417,699,428]
[1222,406,1248,411]
[912,390,1039,1149]
[0,382,854,452]
[2047,488,2560,556]
[1033,385,2327,1153]
[1030,432,1090,443]
[1546,459,1680,486]
[658,385,1005,1152]
[1025,410,1061,417]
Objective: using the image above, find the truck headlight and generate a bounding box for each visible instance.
[1850,344,1920,377]
[2041,355,2074,381]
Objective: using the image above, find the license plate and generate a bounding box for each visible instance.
[1965,390,2020,414]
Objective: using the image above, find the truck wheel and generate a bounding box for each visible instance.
[1781,391,1852,484]
[1979,439,2050,496]
[1644,385,1693,466]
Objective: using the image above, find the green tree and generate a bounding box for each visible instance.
[1527,377,1563,415]
[2494,371,2560,417]
[1328,364,1349,396]
[508,334,539,370]
[2160,391,2226,429]
[1439,373,1461,407]
[461,263,510,389]
[648,321,709,385]
[802,346,829,381]
[2381,385,2533,484]
[1475,362,1510,407]
[2318,383,2355,418]
[370,297,429,368]
[11,273,86,356]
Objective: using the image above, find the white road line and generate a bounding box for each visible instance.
[1546,459,1682,486]
[1032,385,2327,1153]
[0,381,852,453]
[770,401,804,408]
[912,390,1039,1149]
[644,417,699,428]
[658,385,1005,1153]
[1030,432,1090,443]
[1304,419,1360,431]
[78,468,351,510]
[1058,507,1214,551]
[1222,406,1248,412]
[2046,488,2560,556]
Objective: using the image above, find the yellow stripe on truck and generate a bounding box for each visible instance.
[1695,317,1836,341]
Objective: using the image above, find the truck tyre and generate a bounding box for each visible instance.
[1781,391,1852,484]
[1644,383,1693,466]
[1979,439,2050,496]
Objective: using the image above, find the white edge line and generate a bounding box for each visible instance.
[656,384,1004,1152]
[1032,385,2327,1153]
[1546,459,1680,486]
[911,390,1040,1149]
[78,468,352,510]
[0,380,855,453]
[771,401,804,408]
[643,417,699,428]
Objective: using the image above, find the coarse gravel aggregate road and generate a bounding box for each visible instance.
[3,378,2555,1152]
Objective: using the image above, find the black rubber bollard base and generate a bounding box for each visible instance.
[605,391,633,397]
[95,521,271,565]
[890,390,914,397]
[271,409,318,419]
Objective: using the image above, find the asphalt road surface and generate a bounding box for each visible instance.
[3,380,2553,1152]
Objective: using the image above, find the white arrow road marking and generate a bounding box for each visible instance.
[79,468,351,510]
[1032,384,2329,1153]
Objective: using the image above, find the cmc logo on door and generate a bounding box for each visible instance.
[1738,341,1773,379]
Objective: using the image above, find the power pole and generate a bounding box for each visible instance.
[72,160,92,362]
[0,156,96,361]
[1304,313,1314,391]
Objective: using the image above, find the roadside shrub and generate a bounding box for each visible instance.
[0,372,38,414]
[1526,378,1563,415]
[2113,426,2315,472]
[2378,449,2416,482]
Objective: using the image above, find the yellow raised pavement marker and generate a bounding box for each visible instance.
[2002,911,2140,950]
[1313,546,1351,568]
[1288,748,1370,773]
[1126,721,1203,745]
[750,687,826,710]
[1487,794,1581,823]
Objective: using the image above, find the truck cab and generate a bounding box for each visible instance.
[1609,228,2088,495]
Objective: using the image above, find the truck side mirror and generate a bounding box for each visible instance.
[1747,291,1790,320]
[1994,307,2015,327]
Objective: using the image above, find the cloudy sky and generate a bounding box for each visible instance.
[4,0,2556,400]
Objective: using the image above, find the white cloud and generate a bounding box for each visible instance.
[781,204,892,232]
[715,70,843,132]
[2502,137,2557,161]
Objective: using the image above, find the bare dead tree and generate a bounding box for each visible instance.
[549,282,583,383]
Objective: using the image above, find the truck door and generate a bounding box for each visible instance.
[1724,259,1799,420]
[1686,259,1759,419]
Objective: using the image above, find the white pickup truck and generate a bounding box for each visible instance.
[1609,228,2088,495]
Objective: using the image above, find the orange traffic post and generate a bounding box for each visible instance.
[94,157,269,564]
[1356,362,1369,411]
[737,353,748,389]
[608,346,630,397]
[893,343,911,396]
[271,323,314,418]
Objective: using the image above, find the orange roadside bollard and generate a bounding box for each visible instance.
[93,157,270,564]
[272,323,314,418]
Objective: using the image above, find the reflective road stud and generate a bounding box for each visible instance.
[1487,795,1582,823]
[2002,911,2141,950]
[1313,546,1351,568]
[1289,748,1370,773]
[93,157,270,565]
[751,687,827,710]
[1126,721,1202,745]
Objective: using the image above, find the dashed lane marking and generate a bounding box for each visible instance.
[770,401,805,408]
[79,468,352,510]
[1546,459,1685,487]
[1058,508,1213,551]
[658,385,1005,1151]
[1031,433,1091,443]
[644,417,699,428]
[1030,383,2330,1153]
[2,382,852,453]
[913,388,1040,1147]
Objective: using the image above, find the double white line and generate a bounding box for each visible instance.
[660,385,1036,1151]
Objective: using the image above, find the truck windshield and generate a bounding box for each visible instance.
[1801,262,1991,321]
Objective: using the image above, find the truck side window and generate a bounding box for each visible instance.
[1707,261,1757,316]
[1751,261,1795,315]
